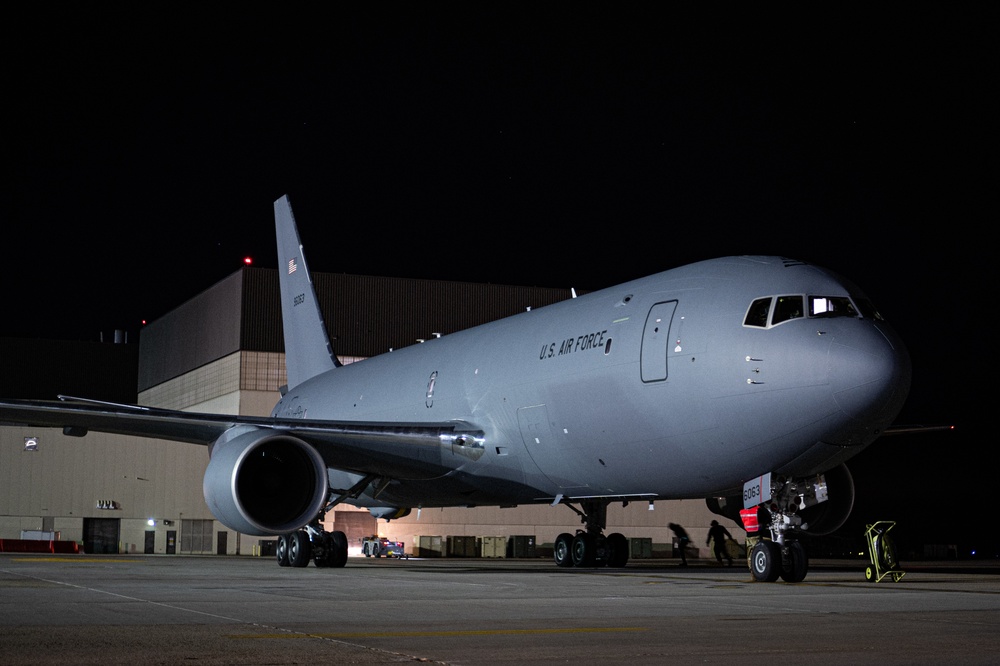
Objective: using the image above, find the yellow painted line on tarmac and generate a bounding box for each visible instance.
[232,627,648,640]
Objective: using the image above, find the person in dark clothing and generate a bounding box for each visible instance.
[707,520,734,566]
[668,523,690,566]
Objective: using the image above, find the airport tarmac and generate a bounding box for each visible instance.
[1,553,998,665]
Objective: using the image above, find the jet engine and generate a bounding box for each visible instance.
[203,427,329,536]
[795,462,855,536]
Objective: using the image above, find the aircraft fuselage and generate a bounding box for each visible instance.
[273,255,910,509]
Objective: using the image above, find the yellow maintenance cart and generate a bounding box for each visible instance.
[864,521,904,582]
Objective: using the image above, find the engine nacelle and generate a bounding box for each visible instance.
[203,428,328,536]
[796,462,855,536]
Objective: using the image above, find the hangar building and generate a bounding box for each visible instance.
[1,267,732,560]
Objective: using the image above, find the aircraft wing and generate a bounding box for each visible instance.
[0,396,237,444]
[0,396,483,479]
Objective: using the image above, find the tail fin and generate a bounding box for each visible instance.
[274,195,339,391]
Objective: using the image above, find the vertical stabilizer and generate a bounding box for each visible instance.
[274,195,338,390]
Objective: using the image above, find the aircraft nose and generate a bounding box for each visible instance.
[829,323,912,426]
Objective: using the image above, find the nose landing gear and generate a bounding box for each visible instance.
[750,539,808,582]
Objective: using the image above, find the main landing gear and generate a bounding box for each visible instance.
[552,499,630,568]
[276,521,348,568]
[275,474,383,568]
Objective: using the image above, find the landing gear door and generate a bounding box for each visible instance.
[640,301,677,383]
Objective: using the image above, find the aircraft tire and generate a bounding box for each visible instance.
[572,533,596,567]
[276,534,290,567]
[751,540,781,582]
[607,532,629,568]
[778,541,808,583]
[288,530,312,567]
[330,530,348,568]
[554,533,574,568]
[313,533,339,568]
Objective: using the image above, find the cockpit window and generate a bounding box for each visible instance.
[772,295,804,325]
[809,296,858,318]
[851,295,884,320]
[743,294,882,328]
[746,293,881,328]
[744,297,771,328]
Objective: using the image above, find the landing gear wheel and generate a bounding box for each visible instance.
[288,530,312,567]
[276,534,290,567]
[554,533,574,568]
[572,533,596,567]
[313,532,344,568]
[751,540,781,582]
[316,531,348,567]
[330,530,348,568]
[607,532,629,568]
[865,566,874,582]
[779,541,808,583]
[314,537,330,567]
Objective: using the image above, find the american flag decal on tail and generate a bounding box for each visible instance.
[288,258,298,274]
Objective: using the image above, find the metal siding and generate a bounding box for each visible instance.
[137,272,243,392]
[239,268,282,352]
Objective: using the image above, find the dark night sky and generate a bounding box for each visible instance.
[3,8,989,548]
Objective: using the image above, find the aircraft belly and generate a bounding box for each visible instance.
[363,473,548,507]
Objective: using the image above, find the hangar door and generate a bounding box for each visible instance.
[83,518,119,554]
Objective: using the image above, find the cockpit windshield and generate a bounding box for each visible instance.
[809,296,857,318]
[743,293,873,328]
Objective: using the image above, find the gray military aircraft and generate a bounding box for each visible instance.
[0,195,914,581]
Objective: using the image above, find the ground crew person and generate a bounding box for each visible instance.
[668,523,690,566]
[707,520,735,566]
